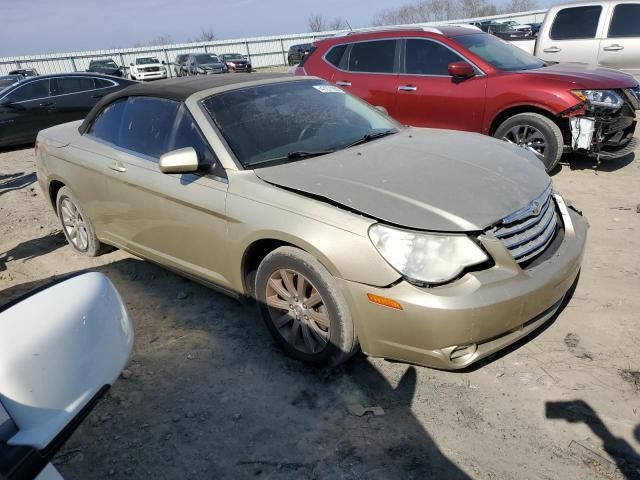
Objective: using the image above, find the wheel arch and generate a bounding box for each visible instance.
[48,179,66,213]
[488,104,565,137]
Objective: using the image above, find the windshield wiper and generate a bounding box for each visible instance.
[342,129,397,149]
[246,150,336,167]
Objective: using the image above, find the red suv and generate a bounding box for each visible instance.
[296,26,640,171]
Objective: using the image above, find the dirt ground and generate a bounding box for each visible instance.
[1,140,639,480]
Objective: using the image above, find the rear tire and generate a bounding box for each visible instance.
[255,246,359,367]
[494,112,564,172]
[56,186,111,257]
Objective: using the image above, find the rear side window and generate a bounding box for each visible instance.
[55,77,96,95]
[609,4,640,37]
[89,98,126,144]
[7,79,50,102]
[325,44,348,68]
[405,39,463,75]
[348,40,396,73]
[550,6,602,40]
[94,78,114,88]
[118,97,179,160]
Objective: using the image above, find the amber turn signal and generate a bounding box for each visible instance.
[367,293,403,310]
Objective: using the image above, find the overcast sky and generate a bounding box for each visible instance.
[0,0,547,57]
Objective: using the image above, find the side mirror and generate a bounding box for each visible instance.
[448,62,475,83]
[159,147,199,174]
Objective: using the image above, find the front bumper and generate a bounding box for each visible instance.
[338,207,588,370]
[136,71,167,81]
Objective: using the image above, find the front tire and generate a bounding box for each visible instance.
[494,112,564,172]
[255,247,358,367]
[56,186,110,257]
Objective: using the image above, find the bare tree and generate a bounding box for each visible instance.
[308,14,326,32]
[502,0,538,13]
[371,0,463,26]
[150,33,173,46]
[195,27,216,42]
[458,0,499,18]
[328,17,349,30]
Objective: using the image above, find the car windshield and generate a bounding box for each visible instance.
[136,57,159,65]
[196,54,220,64]
[94,60,118,68]
[203,80,399,168]
[224,54,244,60]
[455,33,545,71]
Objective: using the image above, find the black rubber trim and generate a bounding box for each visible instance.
[0,385,109,480]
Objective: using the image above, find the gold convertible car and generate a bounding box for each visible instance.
[36,74,588,369]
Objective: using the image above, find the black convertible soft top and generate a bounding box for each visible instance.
[78,72,292,134]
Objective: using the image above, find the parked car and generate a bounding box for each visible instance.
[186,53,227,75]
[528,22,543,37]
[129,56,167,81]
[509,0,640,81]
[174,53,190,77]
[0,73,135,148]
[296,25,639,171]
[87,58,124,77]
[0,74,23,90]
[0,272,133,480]
[8,68,38,77]
[36,74,587,370]
[501,20,533,34]
[287,43,313,66]
[485,22,532,40]
[221,53,252,72]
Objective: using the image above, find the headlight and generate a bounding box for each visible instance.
[572,89,623,108]
[368,224,488,285]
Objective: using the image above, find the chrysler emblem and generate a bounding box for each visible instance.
[530,200,541,216]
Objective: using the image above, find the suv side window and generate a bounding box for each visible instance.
[118,97,179,160]
[550,6,602,40]
[405,39,464,75]
[7,79,50,102]
[88,98,127,144]
[608,3,640,38]
[325,44,348,68]
[168,105,222,175]
[348,40,397,73]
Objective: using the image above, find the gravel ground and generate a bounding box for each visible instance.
[1,140,639,480]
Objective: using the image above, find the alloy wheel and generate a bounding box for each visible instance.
[60,197,89,251]
[502,124,546,159]
[265,269,330,354]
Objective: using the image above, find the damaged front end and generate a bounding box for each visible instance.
[563,86,639,160]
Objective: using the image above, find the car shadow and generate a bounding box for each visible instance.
[552,151,636,175]
[0,231,66,273]
[0,171,37,197]
[546,400,640,479]
[0,143,34,154]
[1,260,471,479]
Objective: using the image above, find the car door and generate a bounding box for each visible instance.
[394,38,487,132]
[49,76,102,126]
[95,96,232,287]
[537,5,605,64]
[598,1,640,80]
[329,39,400,117]
[0,78,52,146]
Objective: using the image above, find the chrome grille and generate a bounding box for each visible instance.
[490,184,560,264]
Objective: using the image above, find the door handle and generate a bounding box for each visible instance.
[543,46,561,53]
[398,85,417,92]
[335,81,351,86]
[39,101,54,107]
[603,44,624,51]
[108,162,126,173]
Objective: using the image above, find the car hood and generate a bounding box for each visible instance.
[525,63,638,88]
[254,129,550,232]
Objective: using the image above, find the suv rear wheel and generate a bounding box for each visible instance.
[494,113,564,172]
